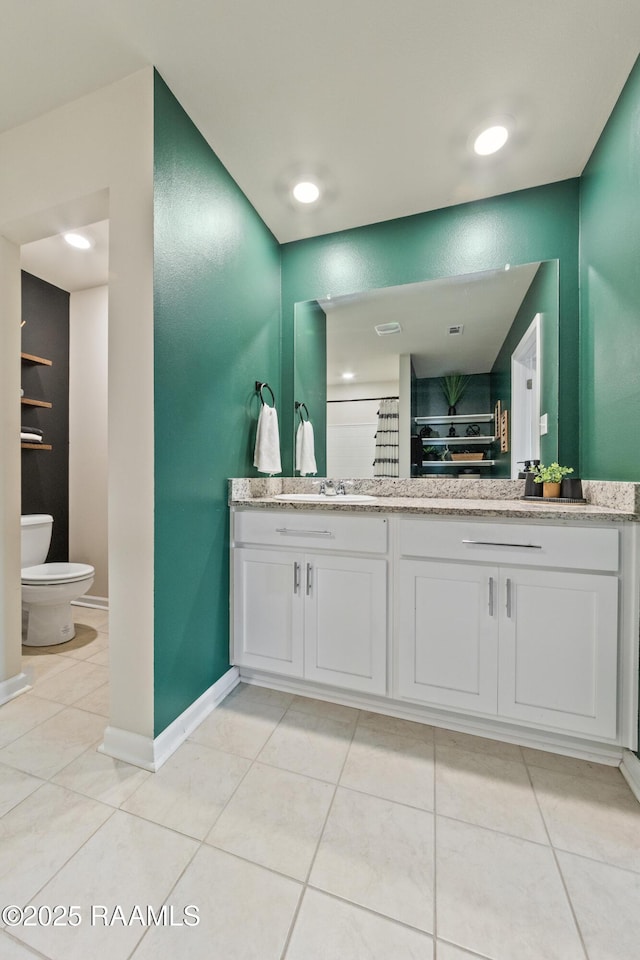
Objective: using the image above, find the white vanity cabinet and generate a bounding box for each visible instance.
[396,518,620,739]
[232,510,388,694]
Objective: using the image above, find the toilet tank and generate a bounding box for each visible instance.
[20,515,53,568]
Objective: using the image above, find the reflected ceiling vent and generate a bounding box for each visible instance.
[375,322,402,336]
[448,324,464,336]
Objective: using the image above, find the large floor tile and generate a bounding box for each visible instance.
[0,707,106,779]
[52,745,151,807]
[14,811,198,960]
[130,845,302,960]
[72,607,109,631]
[435,727,523,761]
[340,724,434,810]
[227,682,295,710]
[530,765,640,872]
[522,747,624,784]
[0,694,64,749]
[258,709,354,782]
[310,787,434,932]
[436,816,584,960]
[285,888,434,959]
[0,763,44,818]
[0,782,112,907]
[358,710,434,742]
[121,741,250,839]
[558,850,640,960]
[0,932,43,958]
[436,944,488,959]
[188,697,286,759]
[21,651,77,684]
[288,695,360,725]
[436,745,548,842]
[31,660,109,707]
[206,761,334,879]
[72,682,110,717]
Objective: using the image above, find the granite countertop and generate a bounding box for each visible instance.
[229,478,640,523]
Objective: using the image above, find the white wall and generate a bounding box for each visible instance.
[326,380,399,478]
[0,69,155,740]
[69,285,108,598]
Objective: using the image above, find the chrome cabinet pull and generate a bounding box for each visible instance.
[462,539,542,550]
[506,578,513,618]
[306,563,312,596]
[293,562,300,594]
[488,576,494,616]
[276,528,334,538]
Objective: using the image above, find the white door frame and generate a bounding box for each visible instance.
[511,314,541,478]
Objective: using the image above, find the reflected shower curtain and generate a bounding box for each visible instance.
[373,398,399,477]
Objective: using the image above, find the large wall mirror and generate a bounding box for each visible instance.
[294,260,559,479]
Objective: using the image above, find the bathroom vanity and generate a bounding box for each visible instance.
[229,479,640,761]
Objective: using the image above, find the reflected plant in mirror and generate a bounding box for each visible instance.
[294,260,559,481]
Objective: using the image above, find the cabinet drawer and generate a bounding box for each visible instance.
[398,518,619,572]
[233,509,388,554]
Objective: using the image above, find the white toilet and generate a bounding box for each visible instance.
[21,515,95,646]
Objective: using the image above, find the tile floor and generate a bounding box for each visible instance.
[1,610,640,958]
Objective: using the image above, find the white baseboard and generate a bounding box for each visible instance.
[0,671,31,706]
[621,750,640,803]
[99,666,240,771]
[72,596,109,611]
[239,668,625,766]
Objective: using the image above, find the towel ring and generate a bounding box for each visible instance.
[295,401,310,422]
[255,381,275,406]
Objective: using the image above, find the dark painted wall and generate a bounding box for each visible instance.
[281,180,580,477]
[153,72,281,736]
[21,272,69,562]
[580,55,640,481]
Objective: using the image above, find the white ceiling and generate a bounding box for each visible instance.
[20,220,110,293]
[322,262,541,384]
[3,0,640,263]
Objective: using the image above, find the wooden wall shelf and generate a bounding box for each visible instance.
[21,397,52,409]
[21,352,52,366]
[21,443,53,450]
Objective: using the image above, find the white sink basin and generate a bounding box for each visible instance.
[274,493,377,503]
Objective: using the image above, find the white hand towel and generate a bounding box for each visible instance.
[254,404,282,474]
[296,420,317,476]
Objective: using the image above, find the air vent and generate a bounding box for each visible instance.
[448,324,464,336]
[375,322,402,336]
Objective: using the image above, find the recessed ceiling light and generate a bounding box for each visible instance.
[375,322,402,336]
[341,371,355,380]
[63,232,92,250]
[473,124,509,156]
[292,181,320,204]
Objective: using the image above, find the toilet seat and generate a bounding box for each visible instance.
[21,562,95,585]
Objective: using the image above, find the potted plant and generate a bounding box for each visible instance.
[532,462,573,498]
[440,373,470,416]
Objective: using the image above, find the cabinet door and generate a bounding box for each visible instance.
[304,555,387,694]
[396,559,498,713]
[498,569,618,738]
[233,548,304,677]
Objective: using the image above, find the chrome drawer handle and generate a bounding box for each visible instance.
[488,576,494,616]
[462,539,542,549]
[506,578,513,618]
[276,528,334,538]
[306,563,312,596]
[293,562,300,594]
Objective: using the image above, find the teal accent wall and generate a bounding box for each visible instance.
[153,73,281,735]
[580,56,640,481]
[491,260,560,476]
[281,180,580,476]
[293,299,327,475]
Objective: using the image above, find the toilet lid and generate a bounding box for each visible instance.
[21,562,95,584]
